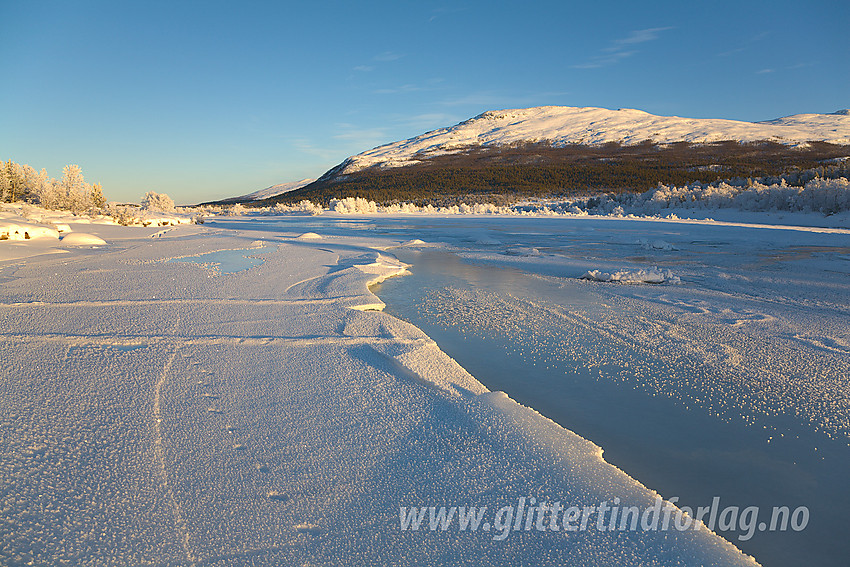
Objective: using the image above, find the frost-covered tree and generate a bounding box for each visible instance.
[141,191,175,212]
[90,182,106,209]
[61,164,89,213]
[1,160,50,204]
[227,203,246,216]
[2,160,28,202]
[28,167,58,209]
[0,161,11,201]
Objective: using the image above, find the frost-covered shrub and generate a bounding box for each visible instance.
[272,200,324,215]
[381,202,420,214]
[105,203,142,226]
[141,191,175,212]
[227,203,247,216]
[801,177,850,213]
[330,197,378,214]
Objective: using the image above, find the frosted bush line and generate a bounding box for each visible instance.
[1,162,106,214]
[270,200,324,216]
[263,177,850,218]
[633,177,850,214]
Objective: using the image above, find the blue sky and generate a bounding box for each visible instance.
[1,0,848,203]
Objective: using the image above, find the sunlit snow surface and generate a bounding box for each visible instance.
[2,212,848,565]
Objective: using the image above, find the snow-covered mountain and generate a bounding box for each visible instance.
[332,106,850,176]
[228,178,315,202]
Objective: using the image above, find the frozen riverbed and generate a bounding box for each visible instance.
[376,246,850,567]
[2,211,847,565]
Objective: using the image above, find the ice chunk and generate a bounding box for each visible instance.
[582,267,680,284]
[636,238,678,251]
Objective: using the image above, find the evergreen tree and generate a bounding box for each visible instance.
[0,161,10,202]
[5,160,21,202]
[90,182,106,209]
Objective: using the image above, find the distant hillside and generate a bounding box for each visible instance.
[216,178,315,204]
[250,106,850,206]
[324,106,850,178]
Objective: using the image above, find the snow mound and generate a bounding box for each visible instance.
[296,232,322,240]
[0,215,60,241]
[581,267,680,284]
[60,232,107,246]
[400,239,427,246]
[1,223,60,241]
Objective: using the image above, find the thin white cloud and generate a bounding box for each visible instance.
[438,92,506,107]
[399,113,462,131]
[717,31,769,57]
[613,27,673,47]
[373,51,404,62]
[718,47,745,57]
[572,50,636,69]
[332,124,389,144]
[757,68,774,74]
[292,139,345,162]
[428,6,469,23]
[373,84,425,95]
[352,52,404,76]
[437,90,572,109]
[573,27,673,69]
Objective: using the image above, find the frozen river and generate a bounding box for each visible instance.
[374,245,850,567]
[214,213,850,566]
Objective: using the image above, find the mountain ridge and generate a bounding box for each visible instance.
[331,106,850,178]
[219,178,315,203]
